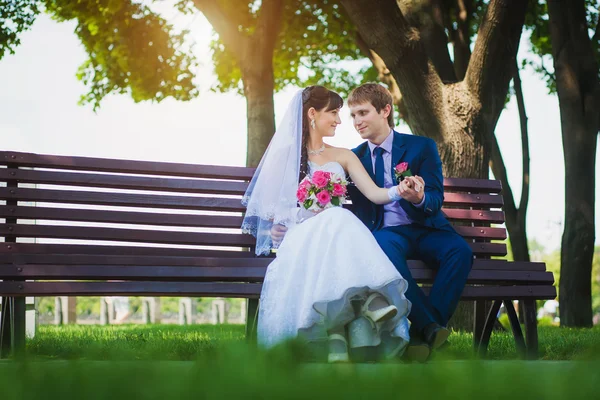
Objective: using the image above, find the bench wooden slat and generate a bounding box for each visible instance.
[0,243,257,257]
[1,242,505,258]
[0,168,503,197]
[452,226,507,240]
[0,264,554,284]
[441,178,502,193]
[0,168,248,195]
[1,254,541,270]
[0,187,503,210]
[0,281,262,297]
[0,205,506,227]
[0,219,506,242]
[1,151,255,180]
[0,224,255,247]
[2,151,502,193]
[0,187,242,212]
[1,225,504,256]
[440,209,505,224]
[0,281,556,300]
[0,205,245,229]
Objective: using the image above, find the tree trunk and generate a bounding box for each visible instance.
[192,0,283,168]
[547,0,599,328]
[242,63,276,167]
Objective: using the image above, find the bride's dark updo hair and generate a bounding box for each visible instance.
[300,86,343,181]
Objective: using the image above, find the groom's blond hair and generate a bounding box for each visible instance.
[348,83,395,128]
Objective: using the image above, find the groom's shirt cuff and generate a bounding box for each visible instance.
[412,194,426,208]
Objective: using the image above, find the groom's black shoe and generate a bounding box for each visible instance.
[424,323,450,350]
[404,337,430,363]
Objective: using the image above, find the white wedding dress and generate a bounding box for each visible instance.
[257,161,411,356]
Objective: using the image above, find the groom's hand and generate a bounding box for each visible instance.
[271,224,288,246]
[399,176,425,204]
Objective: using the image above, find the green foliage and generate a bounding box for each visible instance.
[0,0,39,59]
[44,0,198,110]
[539,246,600,315]
[188,0,365,97]
[1,0,198,110]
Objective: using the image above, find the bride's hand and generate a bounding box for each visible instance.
[271,224,288,246]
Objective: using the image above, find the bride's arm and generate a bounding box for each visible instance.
[339,149,399,205]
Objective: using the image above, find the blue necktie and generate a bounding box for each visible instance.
[374,147,385,188]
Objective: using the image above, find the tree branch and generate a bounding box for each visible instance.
[513,62,530,214]
[465,0,527,116]
[453,0,473,79]
[192,0,247,57]
[490,134,516,222]
[341,0,446,141]
[398,0,457,82]
[355,33,408,122]
[255,0,284,54]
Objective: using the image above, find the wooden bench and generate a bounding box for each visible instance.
[0,151,556,359]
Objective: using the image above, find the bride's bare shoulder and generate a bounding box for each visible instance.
[327,146,353,157]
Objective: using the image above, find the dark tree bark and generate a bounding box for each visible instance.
[192,0,283,167]
[547,0,600,328]
[341,0,527,180]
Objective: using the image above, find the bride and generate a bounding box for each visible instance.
[242,86,412,362]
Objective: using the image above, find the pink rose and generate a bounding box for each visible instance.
[312,170,330,189]
[332,183,346,197]
[300,178,312,190]
[296,187,309,203]
[316,190,331,206]
[395,162,409,173]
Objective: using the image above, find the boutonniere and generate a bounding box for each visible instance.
[394,162,413,183]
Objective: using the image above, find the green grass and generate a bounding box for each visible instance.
[1,325,599,399]
[26,324,246,361]
[21,324,600,361]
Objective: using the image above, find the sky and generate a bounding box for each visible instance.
[0,10,598,252]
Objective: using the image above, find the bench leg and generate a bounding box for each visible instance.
[0,296,26,359]
[473,300,487,351]
[522,299,539,359]
[504,300,527,359]
[477,300,502,358]
[245,298,259,343]
[0,296,12,358]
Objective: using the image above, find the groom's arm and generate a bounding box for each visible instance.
[399,138,444,218]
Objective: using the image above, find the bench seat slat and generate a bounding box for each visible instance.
[0,264,555,284]
[0,281,557,300]
[1,255,542,270]
[0,242,507,258]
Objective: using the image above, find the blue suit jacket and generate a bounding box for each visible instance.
[348,131,453,233]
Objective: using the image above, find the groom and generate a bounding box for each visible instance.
[346,83,473,362]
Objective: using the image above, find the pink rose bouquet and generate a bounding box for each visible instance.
[296,171,348,212]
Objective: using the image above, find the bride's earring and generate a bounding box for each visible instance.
[310,119,316,130]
